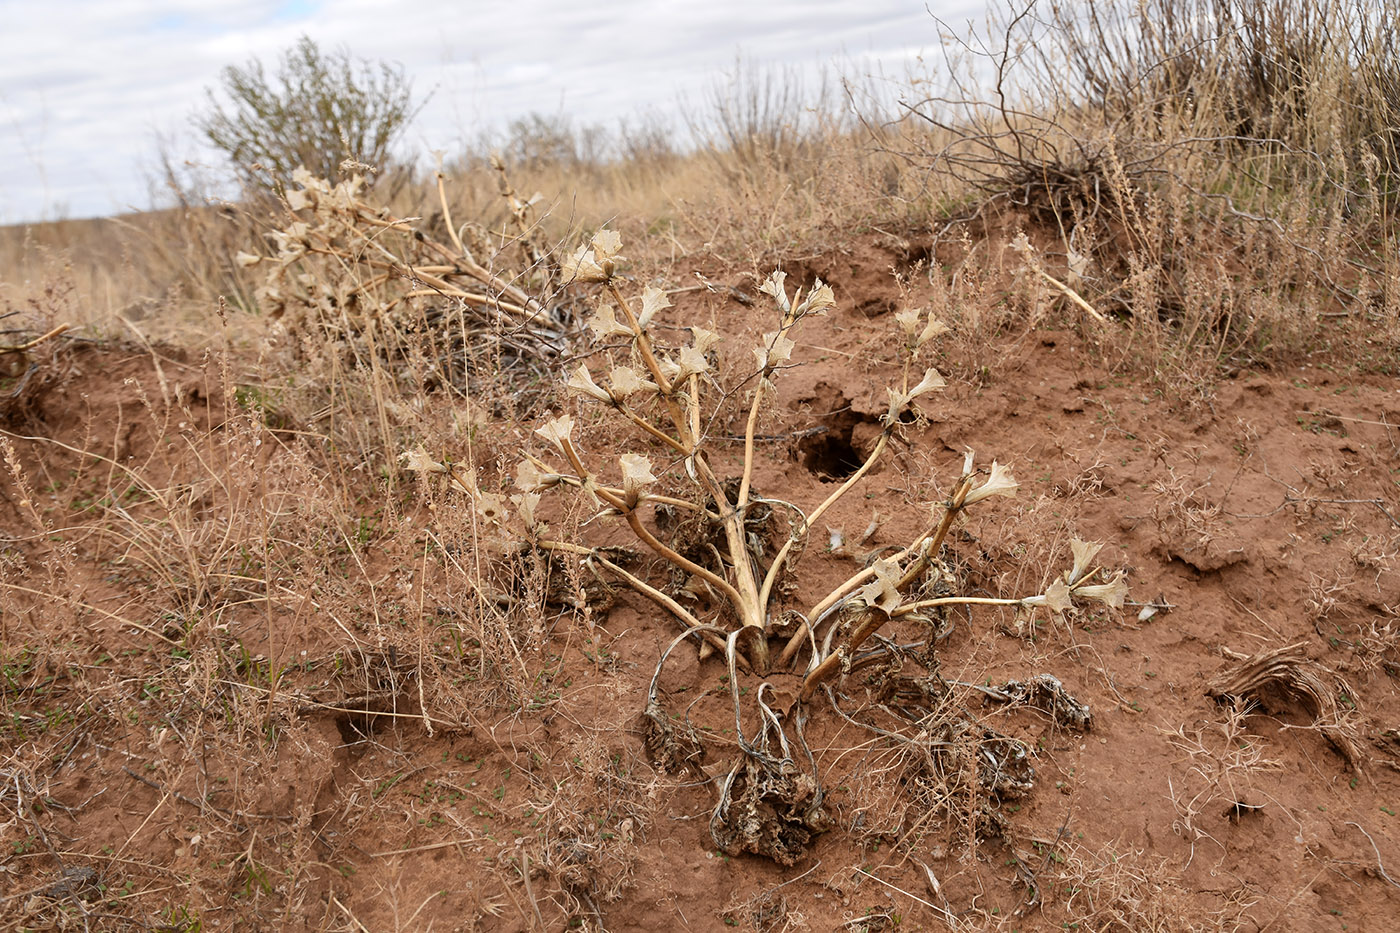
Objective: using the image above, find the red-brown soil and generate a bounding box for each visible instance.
[3,237,1399,932]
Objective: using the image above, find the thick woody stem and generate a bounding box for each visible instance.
[794,473,976,694]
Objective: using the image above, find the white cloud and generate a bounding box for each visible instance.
[0,0,986,224]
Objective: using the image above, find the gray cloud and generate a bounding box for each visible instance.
[0,0,985,223]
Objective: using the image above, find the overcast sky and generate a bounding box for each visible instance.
[0,0,988,224]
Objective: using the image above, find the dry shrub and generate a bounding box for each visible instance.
[883,0,1400,382]
[527,735,652,928]
[1162,698,1284,846]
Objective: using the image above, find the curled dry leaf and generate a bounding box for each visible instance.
[964,461,1019,505]
[799,280,836,314]
[755,331,795,370]
[675,345,710,377]
[561,244,608,284]
[917,314,950,346]
[511,492,543,531]
[566,364,612,403]
[758,270,790,313]
[690,326,722,354]
[608,366,657,399]
[591,227,623,260]
[908,367,946,401]
[857,558,904,613]
[1043,578,1073,614]
[638,287,671,328]
[587,303,634,339]
[515,459,564,492]
[1075,570,1129,609]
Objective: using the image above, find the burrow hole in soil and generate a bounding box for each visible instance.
[797,403,879,481]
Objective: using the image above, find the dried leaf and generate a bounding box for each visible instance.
[907,367,946,401]
[857,558,904,613]
[1067,538,1104,585]
[619,453,656,506]
[591,228,623,259]
[566,363,612,402]
[917,315,950,346]
[515,459,563,492]
[758,270,790,313]
[638,287,671,327]
[964,461,1019,505]
[895,307,922,340]
[587,303,634,339]
[512,492,543,531]
[755,331,795,369]
[799,279,835,314]
[690,326,722,354]
[608,366,657,398]
[675,345,710,377]
[535,414,574,451]
[1076,570,1129,609]
[400,444,445,474]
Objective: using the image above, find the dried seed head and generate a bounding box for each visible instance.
[1021,578,1073,614]
[235,251,262,267]
[657,355,682,383]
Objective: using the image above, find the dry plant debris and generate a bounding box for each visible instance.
[1207,641,1364,772]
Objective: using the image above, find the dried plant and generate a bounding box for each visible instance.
[243,168,571,384]
[407,228,1130,863]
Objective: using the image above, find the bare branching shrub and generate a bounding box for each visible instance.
[886,0,1400,377]
[197,35,423,194]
